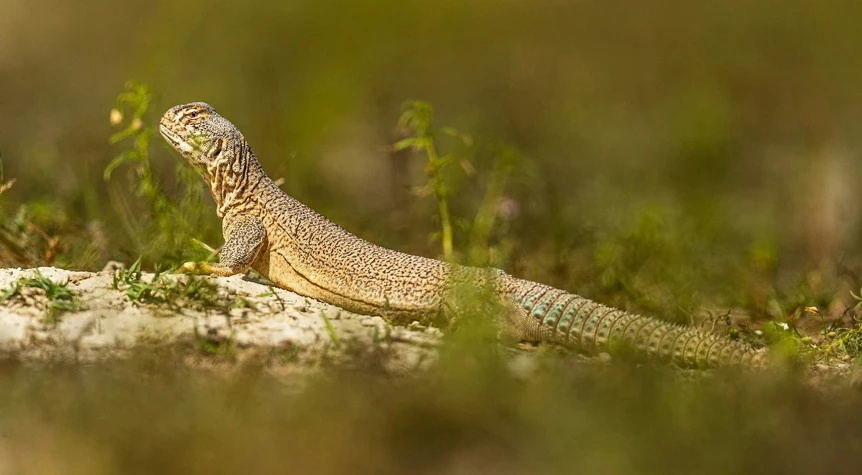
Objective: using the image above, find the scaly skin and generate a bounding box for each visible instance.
[159,102,767,368]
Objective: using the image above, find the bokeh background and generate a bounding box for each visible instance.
[2,1,862,473]
[4,0,862,322]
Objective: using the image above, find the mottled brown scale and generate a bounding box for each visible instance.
[160,102,768,369]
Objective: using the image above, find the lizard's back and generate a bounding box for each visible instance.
[251,177,455,316]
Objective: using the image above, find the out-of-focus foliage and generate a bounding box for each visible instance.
[2,0,862,316]
[2,1,862,471]
[0,351,860,475]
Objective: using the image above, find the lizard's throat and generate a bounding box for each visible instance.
[205,140,253,218]
[208,166,243,218]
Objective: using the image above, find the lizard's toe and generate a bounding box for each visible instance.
[179,261,200,274]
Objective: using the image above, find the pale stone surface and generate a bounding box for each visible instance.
[0,267,441,369]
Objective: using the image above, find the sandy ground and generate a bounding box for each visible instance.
[0,267,442,372]
[1,266,857,391]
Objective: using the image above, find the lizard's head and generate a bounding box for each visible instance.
[159,102,242,171]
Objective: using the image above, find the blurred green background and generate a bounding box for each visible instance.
[2,1,862,472]
[4,0,862,321]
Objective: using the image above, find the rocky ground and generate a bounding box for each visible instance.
[0,267,442,373]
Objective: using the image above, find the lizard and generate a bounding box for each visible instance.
[159,102,768,369]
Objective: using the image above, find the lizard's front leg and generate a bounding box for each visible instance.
[181,214,266,277]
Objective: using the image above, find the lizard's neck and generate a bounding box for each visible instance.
[206,138,265,218]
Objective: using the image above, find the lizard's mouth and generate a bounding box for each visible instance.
[159,124,180,145]
[159,124,196,156]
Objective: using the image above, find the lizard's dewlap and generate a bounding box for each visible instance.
[159,102,767,369]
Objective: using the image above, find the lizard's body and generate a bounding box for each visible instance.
[160,102,767,368]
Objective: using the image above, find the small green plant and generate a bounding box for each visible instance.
[112,257,254,314]
[320,311,341,347]
[111,256,164,302]
[105,81,215,266]
[818,325,862,361]
[0,271,80,324]
[814,289,862,361]
[392,101,473,262]
[105,82,164,212]
[392,101,520,267]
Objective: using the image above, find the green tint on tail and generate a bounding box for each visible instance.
[509,280,766,368]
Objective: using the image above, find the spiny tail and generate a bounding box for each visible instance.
[503,277,767,369]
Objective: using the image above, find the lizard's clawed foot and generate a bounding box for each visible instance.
[177,261,238,277]
[179,261,206,274]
